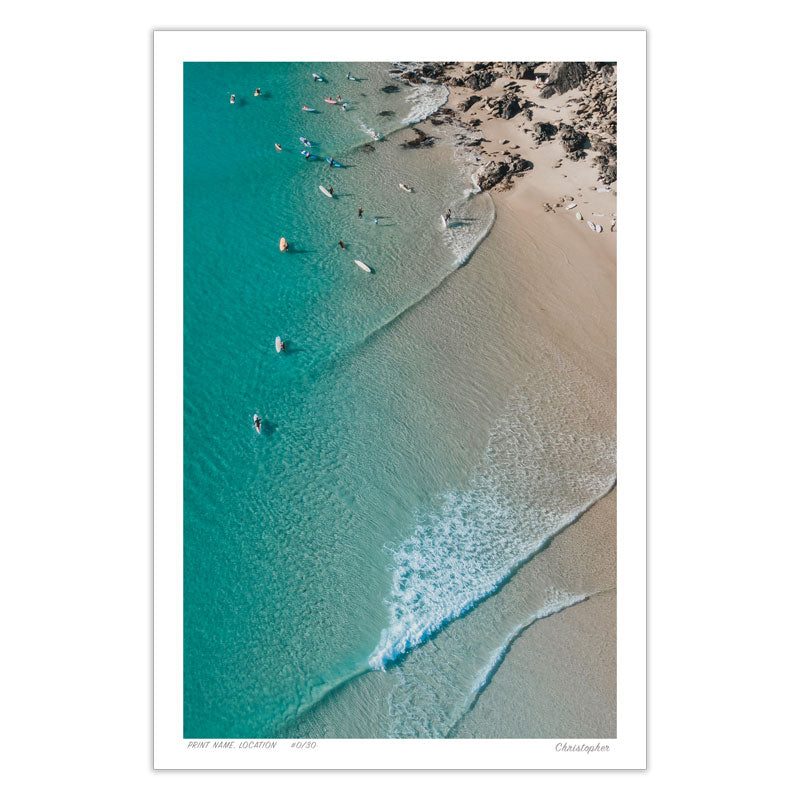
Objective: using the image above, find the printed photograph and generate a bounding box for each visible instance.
[183,60,617,740]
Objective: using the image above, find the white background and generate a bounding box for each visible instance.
[3,1,798,797]
[154,29,645,771]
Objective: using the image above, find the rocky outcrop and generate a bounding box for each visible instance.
[482,91,523,120]
[530,121,558,142]
[592,140,617,184]
[420,62,445,79]
[380,84,400,93]
[501,62,542,80]
[477,153,532,191]
[540,61,588,98]
[377,110,395,116]
[458,94,481,112]
[464,69,497,91]
[557,123,589,160]
[573,64,617,142]
[401,128,435,148]
[496,94,521,119]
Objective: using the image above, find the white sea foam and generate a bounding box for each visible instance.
[368,361,616,672]
[402,82,449,124]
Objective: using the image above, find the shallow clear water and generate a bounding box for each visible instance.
[183,62,614,738]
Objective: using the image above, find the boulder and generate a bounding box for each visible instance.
[530,121,557,142]
[420,62,444,78]
[592,140,617,184]
[458,94,482,112]
[381,84,401,93]
[557,123,589,159]
[502,62,540,80]
[540,61,588,98]
[496,95,521,119]
[464,70,497,91]
[477,154,532,191]
[401,128,435,149]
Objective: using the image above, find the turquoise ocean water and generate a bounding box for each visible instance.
[184,62,615,738]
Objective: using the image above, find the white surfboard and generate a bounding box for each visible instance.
[319,186,333,198]
[399,183,412,192]
[587,220,597,232]
[576,211,583,220]
[275,336,283,353]
[354,260,372,273]
[595,224,603,233]
[566,203,577,209]
[441,215,448,229]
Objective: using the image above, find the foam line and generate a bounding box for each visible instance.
[367,483,615,671]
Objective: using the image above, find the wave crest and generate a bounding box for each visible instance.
[368,361,616,671]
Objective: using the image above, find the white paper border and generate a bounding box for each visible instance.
[154,29,646,769]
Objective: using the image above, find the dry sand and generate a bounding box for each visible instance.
[440,64,617,737]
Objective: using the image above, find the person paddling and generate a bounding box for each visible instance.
[328,186,334,197]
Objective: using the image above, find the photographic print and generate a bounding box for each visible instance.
[155,30,645,768]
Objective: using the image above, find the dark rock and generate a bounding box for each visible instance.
[377,110,395,117]
[381,84,401,93]
[458,94,482,112]
[540,61,588,98]
[557,123,589,159]
[502,62,541,80]
[401,128,435,149]
[448,76,465,87]
[477,154,532,191]
[469,118,482,127]
[496,95,521,119]
[464,70,497,91]
[420,62,444,78]
[530,121,557,142]
[360,144,375,153]
[592,140,617,184]
[401,71,423,84]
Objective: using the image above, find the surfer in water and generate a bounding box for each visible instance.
[445,209,452,222]
[373,217,378,225]
[254,88,261,97]
[304,151,310,159]
[328,186,334,196]
[358,206,363,218]
[338,240,346,250]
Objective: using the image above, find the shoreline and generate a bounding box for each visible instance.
[419,62,618,736]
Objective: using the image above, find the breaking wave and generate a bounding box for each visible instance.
[368,361,616,671]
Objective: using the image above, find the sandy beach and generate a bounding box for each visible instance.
[426,61,617,735]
